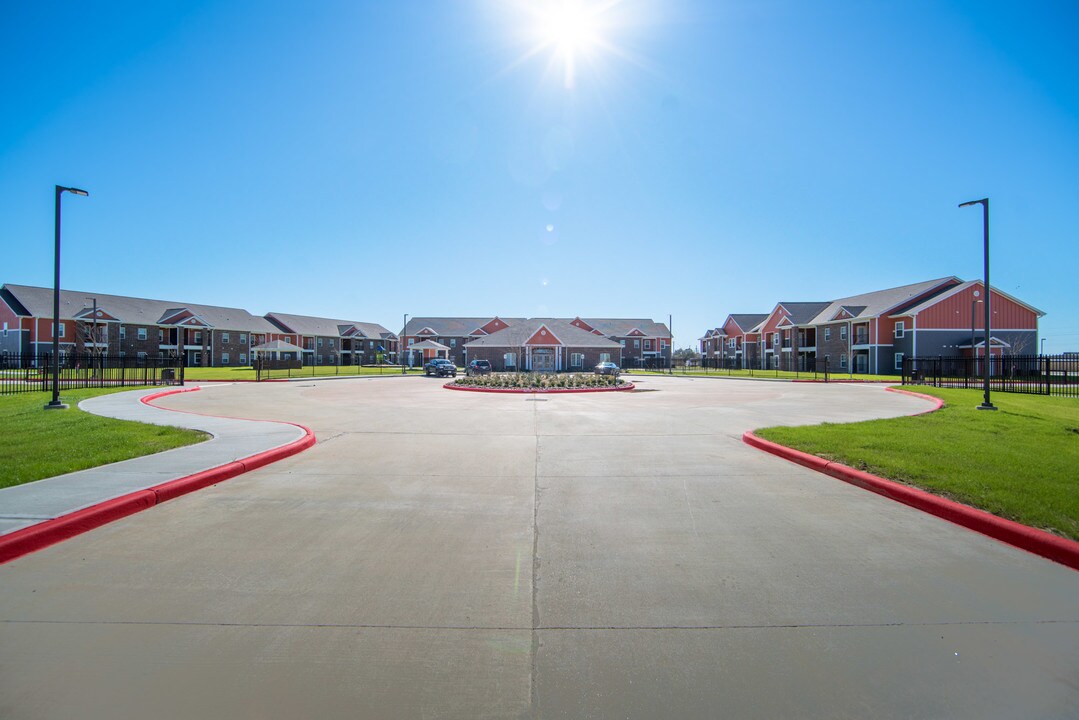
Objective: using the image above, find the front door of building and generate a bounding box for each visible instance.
[532,349,555,372]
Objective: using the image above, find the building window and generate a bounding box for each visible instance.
[137,352,147,361]
[840,325,847,340]
[2,322,6,337]
[619,339,626,347]
[239,353,247,365]
[450,338,456,347]
[895,353,904,371]
[193,352,201,365]
[894,322,905,339]
[222,353,230,365]
[840,353,847,369]
[240,333,247,344]
[158,329,164,342]
[633,339,640,348]
[222,332,230,344]
[52,322,65,339]
[329,339,335,348]
[729,338,735,349]
[600,353,611,363]
[824,327,831,341]
[318,338,324,347]
[571,353,584,368]
[119,325,126,340]
[644,340,653,351]
[194,331,202,344]
[504,352,516,368]
[408,338,414,346]
[136,328,147,341]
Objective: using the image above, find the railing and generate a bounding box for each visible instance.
[0,353,184,396]
[694,357,830,380]
[853,333,869,345]
[902,355,1079,397]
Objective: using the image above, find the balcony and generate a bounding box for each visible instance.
[853,332,870,346]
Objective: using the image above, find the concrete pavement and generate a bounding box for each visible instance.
[1,375,1076,719]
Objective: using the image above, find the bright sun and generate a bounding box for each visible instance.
[531,1,608,89]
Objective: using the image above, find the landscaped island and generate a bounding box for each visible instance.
[448,372,632,393]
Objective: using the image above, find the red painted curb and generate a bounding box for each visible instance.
[0,387,316,565]
[742,391,1079,571]
[443,382,635,394]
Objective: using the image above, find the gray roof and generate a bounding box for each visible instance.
[727,314,769,333]
[251,339,305,353]
[403,317,526,337]
[464,319,621,349]
[1,284,279,333]
[408,340,450,351]
[776,302,832,325]
[580,318,670,337]
[266,312,395,340]
[808,277,961,325]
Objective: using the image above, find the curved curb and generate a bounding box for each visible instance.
[0,387,316,565]
[741,391,1079,572]
[791,379,894,384]
[443,381,635,394]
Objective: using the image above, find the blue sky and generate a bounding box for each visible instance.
[2,1,1077,351]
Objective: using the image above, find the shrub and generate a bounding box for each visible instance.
[451,372,626,391]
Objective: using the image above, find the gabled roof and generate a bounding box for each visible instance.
[581,318,670,337]
[1,284,280,333]
[266,312,393,339]
[897,280,1046,318]
[403,317,527,337]
[464,319,621,349]
[808,277,962,325]
[776,302,831,325]
[726,314,769,333]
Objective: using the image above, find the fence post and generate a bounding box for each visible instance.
[1044,355,1050,396]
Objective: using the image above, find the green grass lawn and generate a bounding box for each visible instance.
[756,387,1079,540]
[182,365,424,381]
[633,368,899,382]
[0,388,208,490]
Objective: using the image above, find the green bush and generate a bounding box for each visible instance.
[452,372,626,390]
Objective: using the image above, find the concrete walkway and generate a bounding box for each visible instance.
[0,384,306,537]
[1,376,1077,719]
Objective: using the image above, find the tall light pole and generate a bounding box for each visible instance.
[959,198,996,411]
[46,185,89,410]
[971,293,981,373]
[401,313,408,374]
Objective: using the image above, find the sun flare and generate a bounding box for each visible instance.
[530,0,610,89]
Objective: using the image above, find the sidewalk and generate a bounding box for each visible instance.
[0,385,313,557]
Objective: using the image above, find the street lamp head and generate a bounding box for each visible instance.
[59,186,89,197]
[958,198,987,209]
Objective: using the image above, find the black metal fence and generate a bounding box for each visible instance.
[254,356,399,381]
[0,353,185,396]
[902,355,1079,398]
[686,357,831,381]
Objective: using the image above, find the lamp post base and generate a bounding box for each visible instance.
[976,403,998,411]
[44,401,69,410]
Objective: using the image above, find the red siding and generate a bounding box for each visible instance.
[917,284,1038,330]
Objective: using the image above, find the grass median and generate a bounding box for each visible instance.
[182,365,423,381]
[755,387,1079,540]
[1,388,207,490]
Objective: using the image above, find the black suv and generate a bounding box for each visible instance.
[424,358,457,377]
[467,359,492,376]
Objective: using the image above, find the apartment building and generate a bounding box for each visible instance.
[700,277,1044,374]
[266,313,398,366]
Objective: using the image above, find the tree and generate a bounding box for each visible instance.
[673,347,700,362]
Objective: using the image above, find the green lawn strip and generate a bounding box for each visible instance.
[634,369,897,381]
[182,366,422,381]
[755,387,1079,541]
[0,387,208,490]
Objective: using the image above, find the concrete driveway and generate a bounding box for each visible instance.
[1,375,1077,719]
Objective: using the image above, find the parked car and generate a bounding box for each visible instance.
[594,361,620,376]
[467,359,492,376]
[424,358,457,377]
